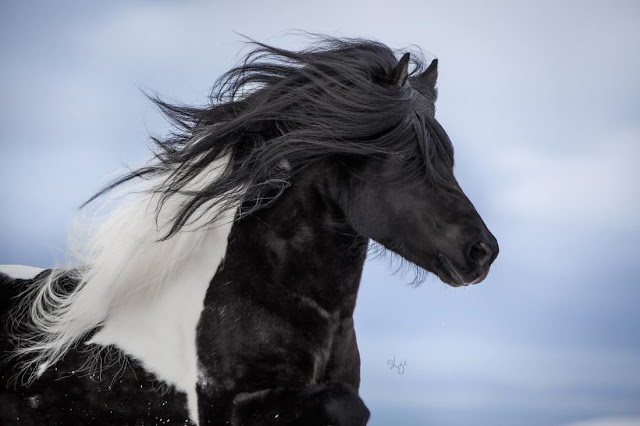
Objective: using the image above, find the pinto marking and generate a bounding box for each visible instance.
[11,155,236,424]
[87,219,234,424]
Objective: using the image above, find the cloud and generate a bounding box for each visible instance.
[563,416,640,426]
[491,127,640,230]
[359,334,640,415]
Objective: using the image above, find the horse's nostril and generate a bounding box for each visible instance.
[468,241,492,267]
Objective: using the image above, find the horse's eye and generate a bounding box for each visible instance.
[397,152,415,162]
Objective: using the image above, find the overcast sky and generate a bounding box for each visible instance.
[1,1,639,425]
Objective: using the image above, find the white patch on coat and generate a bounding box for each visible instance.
[17,153,239,425]
[87,210,235,424]
[0,265,44,280]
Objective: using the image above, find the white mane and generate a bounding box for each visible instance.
[13,153,237,403]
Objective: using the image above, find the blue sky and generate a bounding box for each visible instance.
[1,1,639,425]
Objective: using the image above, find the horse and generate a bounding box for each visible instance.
[0,37,498,425]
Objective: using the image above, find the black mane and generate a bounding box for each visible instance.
[88,36,454,238]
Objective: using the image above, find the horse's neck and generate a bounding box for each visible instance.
[86,170,366,425]
[224,173,369,315]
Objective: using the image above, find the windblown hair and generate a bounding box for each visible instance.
[10,36,452,383]
[88,36,451,237]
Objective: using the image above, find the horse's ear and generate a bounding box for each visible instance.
[418,58,438,89]
[389,53,411,87]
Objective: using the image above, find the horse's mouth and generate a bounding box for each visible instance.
[436,254,464,286]
[437,254,487,287]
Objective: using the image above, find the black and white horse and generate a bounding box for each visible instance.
[0,38,498,425]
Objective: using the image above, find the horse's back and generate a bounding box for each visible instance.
[0,266,44,425]
[0,265,46,327]
[0,265,45,281]
[0,264,49,364]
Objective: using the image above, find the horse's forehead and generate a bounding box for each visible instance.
[408,81,437,108]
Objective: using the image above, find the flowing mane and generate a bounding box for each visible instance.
[10,37,449,385]
[92,36,452,238]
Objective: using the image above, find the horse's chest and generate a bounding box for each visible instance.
[197,290,340,390]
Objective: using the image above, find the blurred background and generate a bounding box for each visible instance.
[1,1,639,425]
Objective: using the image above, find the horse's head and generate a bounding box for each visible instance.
[126,40,497,287]
[336,54,498,287]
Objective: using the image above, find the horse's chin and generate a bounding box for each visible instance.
[383,244,490,287]
[435,253,488,287]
